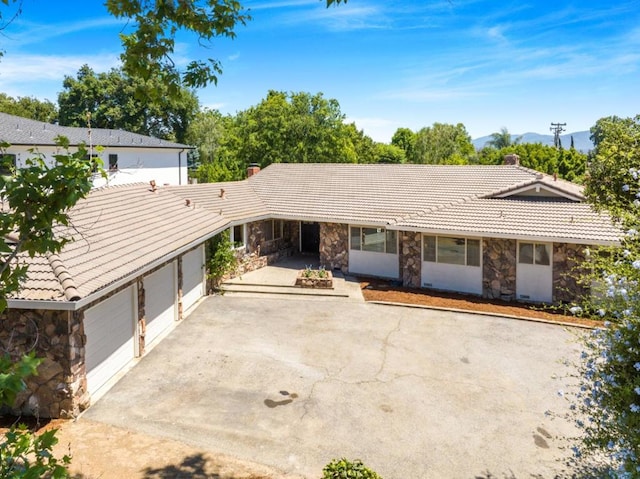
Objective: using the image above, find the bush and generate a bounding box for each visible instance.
[322,458,382,479]
[206,230,238,287]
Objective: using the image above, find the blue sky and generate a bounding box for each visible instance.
[0,0,639,142]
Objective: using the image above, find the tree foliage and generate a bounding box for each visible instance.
[567,114,640,477]
[478,142,587,181]
[58,65,199,143]
[104,0,346,98]
[0,93,58,123]
[411,123,476,164]
[486,127,521,149]
[235,90,359,166]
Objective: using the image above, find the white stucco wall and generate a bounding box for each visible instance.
[5,145,186,186]
[421,262,483,295]
[349,250,399,279]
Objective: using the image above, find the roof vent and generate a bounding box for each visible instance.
[219,188,226,198]
[149,179,158,192]
[185,198,192,207]
[535,173,544,179]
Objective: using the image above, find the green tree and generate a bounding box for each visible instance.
[58,65,199,143]
[478,142,586,181]
[231,90,359,168]
[0,93,58,123]
[372,143,405,164]
[486,127,521,149]
[411,122,476,164]
[566,114,640,476]
[391,127,416,161]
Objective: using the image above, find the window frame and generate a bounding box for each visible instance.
[108,154,118,171]
[230,224,246,249]
[264,220,283,242]
[518,242,551,266]
[422,235,482,267]
[349,226,398,255]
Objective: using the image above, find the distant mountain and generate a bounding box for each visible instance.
[472,130,594,153]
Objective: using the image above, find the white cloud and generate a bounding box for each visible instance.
[0,52,121,99]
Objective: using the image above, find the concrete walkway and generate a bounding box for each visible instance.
[221,255,365,301]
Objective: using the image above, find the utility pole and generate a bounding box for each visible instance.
[550,122,566,149]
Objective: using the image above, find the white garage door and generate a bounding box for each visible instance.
[84,286,136,396]
[144,262,177,346]
[182,245,205,312]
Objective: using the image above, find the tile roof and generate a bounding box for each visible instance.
[246,163,545,224]
[395,198,619,244]
[9,162,621,303]
[0,112,190,149]
[12,183,227,302]
[168,180,270,222]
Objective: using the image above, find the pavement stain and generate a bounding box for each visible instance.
[264,391,299,408]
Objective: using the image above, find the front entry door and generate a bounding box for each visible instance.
[301,222,320,253]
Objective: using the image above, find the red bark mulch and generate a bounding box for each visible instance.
[359,279,602,328]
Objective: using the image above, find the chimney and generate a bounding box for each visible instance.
[247,163,261,177]
[504,153,520,166]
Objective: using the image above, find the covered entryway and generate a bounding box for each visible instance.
[182,245,205,312]
[144,261,178,346]
[300,221,320,254]
[516,241,553,302]
[84,285,137,396]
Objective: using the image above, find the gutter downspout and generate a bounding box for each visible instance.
[178,148,185,185]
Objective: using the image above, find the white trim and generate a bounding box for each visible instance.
[493,182,583,201]
[392,225,618,246]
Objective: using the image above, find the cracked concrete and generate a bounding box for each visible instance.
[84,295,583,479]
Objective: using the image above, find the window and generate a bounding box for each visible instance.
[0,153,16,175]
[519,242,550,266]
[264,220,283,242]
[423,235,481,267]
[231,224,245,248]
[108,154,118,170]
[350,226,397,254]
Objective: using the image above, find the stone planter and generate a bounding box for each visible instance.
[295,270,333,289]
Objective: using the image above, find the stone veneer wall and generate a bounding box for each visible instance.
[319,223,349,273]
[483,238,517,300]
[0,308,87,419]
[400,231,422,287]
[553,243,589,303]
[223,220,299,282]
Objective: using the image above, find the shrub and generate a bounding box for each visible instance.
[322,458,382,479]
[206,230,238,287]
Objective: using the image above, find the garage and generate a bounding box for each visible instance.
[182,245,205,312]
[84,285,137,396]
[144,261,178,347]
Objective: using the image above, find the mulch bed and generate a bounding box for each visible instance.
[359,279,603,328]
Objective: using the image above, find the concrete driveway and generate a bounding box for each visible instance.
[85,295,581,479]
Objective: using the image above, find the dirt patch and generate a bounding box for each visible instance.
[359,279,602,328]
[1,417,300,479]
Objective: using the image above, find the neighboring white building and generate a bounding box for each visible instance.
[0,112,191,186]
